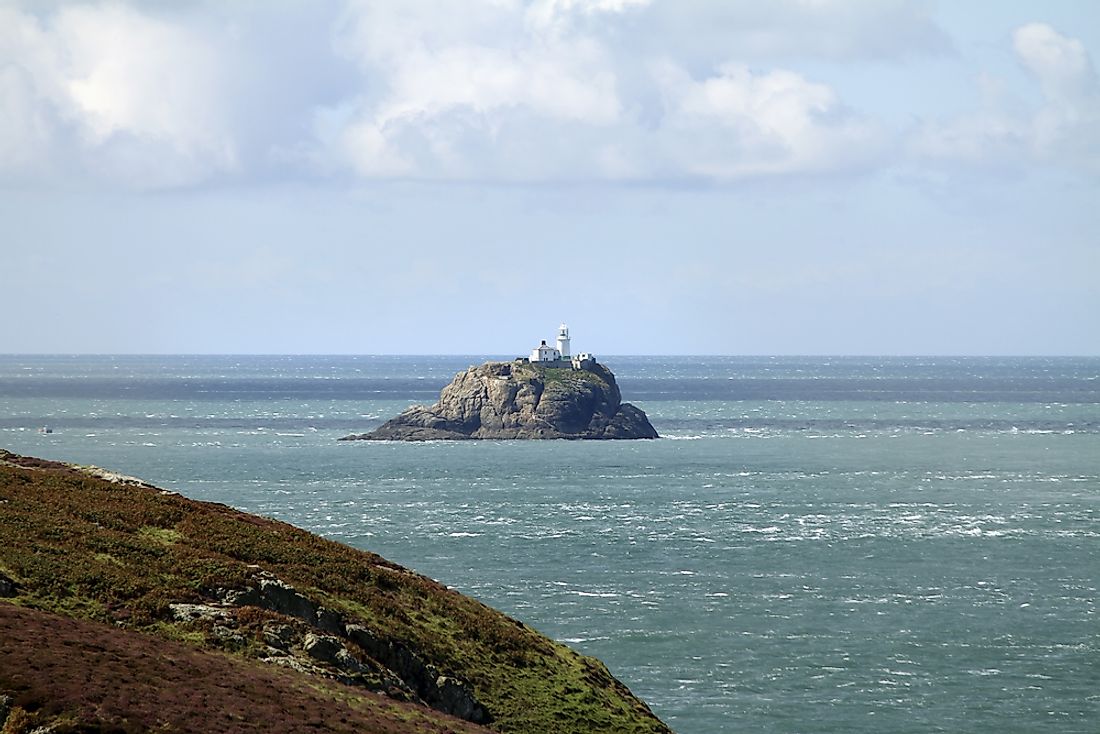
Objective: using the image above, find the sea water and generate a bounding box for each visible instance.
[1,355,1097,733]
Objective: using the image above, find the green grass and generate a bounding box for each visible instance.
[513,362,610,389]
[138,526,182,545]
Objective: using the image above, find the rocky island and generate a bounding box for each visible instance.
[342,359,658,441]
[342,324,656,441]
[0,449,671,734]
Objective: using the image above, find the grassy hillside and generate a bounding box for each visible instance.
[0,450,671,734]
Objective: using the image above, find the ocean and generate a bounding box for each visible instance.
[1,355,1097,733]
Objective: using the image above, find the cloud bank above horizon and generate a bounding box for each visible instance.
[2,0,1097,188]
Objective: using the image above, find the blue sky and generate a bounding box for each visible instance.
[1,0,1097,355]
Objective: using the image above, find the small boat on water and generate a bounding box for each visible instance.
[37,427,53,434]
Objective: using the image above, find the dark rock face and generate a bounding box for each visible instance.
[341,360,658,441]
[0,571,17,598]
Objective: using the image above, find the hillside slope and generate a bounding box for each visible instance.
[0,450,671,734]
[0,603,488,734]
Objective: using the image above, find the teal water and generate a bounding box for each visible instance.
[2,355,1098,733]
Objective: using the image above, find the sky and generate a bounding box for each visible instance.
[1,0,1097,355]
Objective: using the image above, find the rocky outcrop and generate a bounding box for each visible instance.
[341,360,658,441]
[217,573,345,635]
[346,624,491,724]
[208,570,491,725]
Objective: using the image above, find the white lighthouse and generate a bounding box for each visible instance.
[556,323,571,358]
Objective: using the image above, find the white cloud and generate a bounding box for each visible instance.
[1013,22,1095,98]
[650,61,883,179]
[912,23,1100,174]
[0,3,240,187]
[328,0,625,179]
[1014,23,1100,166]
[57,5,233,158]
[7,1,1092,188]
[0,7,61,177]
[524,0,651,35]
[321,0,882,182]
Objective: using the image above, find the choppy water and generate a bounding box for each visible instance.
[2,355,1098,733]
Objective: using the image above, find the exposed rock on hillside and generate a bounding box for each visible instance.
[341,360,658,441]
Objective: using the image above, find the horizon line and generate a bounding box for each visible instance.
[2,353,1098,359]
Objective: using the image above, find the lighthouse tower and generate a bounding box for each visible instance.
[556,323,571,358]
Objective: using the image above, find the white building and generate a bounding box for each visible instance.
[530,340,561,362]
[572,352,595,369]
[556,323,571,358]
